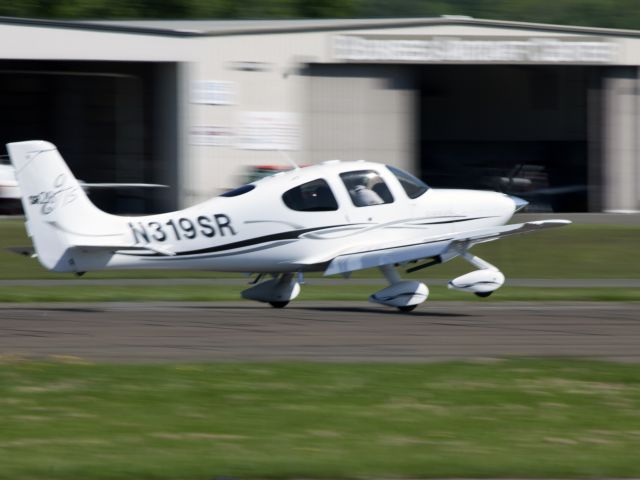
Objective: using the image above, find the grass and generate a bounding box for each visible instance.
[0,284,638,302]
[1,359,640,479]
[0,219,639,280]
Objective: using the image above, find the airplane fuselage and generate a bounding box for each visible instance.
[8,140,568,310]
[66,160,517,274]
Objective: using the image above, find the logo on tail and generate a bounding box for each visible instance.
[28,173,79,215]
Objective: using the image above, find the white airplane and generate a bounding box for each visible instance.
[7,140,570,311]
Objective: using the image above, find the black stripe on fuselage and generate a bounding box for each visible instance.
[122,224,351,258]
[119,215,491,259]
[412,216,496,225]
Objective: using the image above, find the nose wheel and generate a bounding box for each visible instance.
[474,291,493,298]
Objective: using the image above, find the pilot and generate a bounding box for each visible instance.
[351,184,384,207]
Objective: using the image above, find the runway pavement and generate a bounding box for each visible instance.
[1,301,638,363]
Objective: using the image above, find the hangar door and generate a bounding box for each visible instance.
[418,65,593,212]
[0,61,179,214]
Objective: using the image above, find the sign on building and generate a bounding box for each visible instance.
[333,35,618,64]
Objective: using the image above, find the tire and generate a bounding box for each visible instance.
[269,301,289,308]
[397,304,418,312]
[474,291,493,298]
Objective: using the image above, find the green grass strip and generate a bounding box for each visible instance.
[0,285,638,302]
[1,359,640,479]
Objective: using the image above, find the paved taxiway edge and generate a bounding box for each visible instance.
[1,301,639,363]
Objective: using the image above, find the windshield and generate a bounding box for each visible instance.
[386,165,429,199]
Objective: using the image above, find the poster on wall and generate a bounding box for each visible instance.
[238,111,300,151]
[190,125,235,146]
[191,81,235,105]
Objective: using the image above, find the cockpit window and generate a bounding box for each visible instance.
[340,170,394,207]
[282,178,338,212]
[386,165,429,199]
[221,184,255,197]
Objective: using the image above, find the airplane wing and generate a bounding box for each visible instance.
[323,219,570,276]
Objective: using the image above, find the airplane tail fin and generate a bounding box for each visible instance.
[7,140,121,272]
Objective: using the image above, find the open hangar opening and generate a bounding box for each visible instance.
[0,60,179,214]
[417,64,597,212]
[307,63,602,212]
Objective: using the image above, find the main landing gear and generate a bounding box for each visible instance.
[241,273,301,307]
[242,249,504,311]
[369,265,429,312]
[368,249,505,312]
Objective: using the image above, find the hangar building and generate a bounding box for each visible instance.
[1,16,639,214]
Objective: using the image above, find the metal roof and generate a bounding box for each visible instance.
[2,16,640,38]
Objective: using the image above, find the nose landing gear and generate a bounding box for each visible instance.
[447,251,505,297]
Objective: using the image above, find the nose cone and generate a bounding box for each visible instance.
[509,195,529,213]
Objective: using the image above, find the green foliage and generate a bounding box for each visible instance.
[1,0,640,29]
[0,0,359,19]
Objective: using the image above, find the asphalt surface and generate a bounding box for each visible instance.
[1,301,638,363]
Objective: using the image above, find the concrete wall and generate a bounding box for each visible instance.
[306,64,415,172]
[602,67,640,212]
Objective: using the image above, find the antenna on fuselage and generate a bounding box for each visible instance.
[277,149,300,171]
